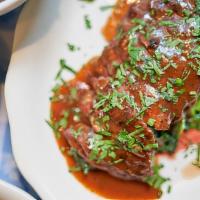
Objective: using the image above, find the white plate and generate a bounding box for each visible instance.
[0,0,26,16]
[0,179,35,200]
[5,0,200,200]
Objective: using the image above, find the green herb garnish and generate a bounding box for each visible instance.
[169,77,184,87]
[80,0,95,2]
[67,43,80,52]
[56,59,76,80]
[117,129,144,153]
[100,5,115,11]
[94,90,137,112]
[144,143,158,151]
[46,120,61,138]
[166,9,173,16]
[70,88,78,99]
[154,119,183,153]
[71,127,82,139]
[183,9,191,17]
[160,82,185,103]
[147,118,156,127]
[187,96,200,130]
[159,20,177,27]
[84,15,92,29]
[46,111,69,139]
[196,0,200,14]
[193,144,200,167]
[68,148,90,174]
[89,135,117,163]
[145,164,170,190]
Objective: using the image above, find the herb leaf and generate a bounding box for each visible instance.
[193,144,200,168]
[68,148,90,174]
[145,164,170,190]
[56,59,76,80]
[84,15,92,29]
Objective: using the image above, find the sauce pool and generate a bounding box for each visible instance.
[56,134,159,200]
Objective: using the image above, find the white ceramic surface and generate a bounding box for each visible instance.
[0,0,26,15]
[0,179,35,200]
[5,0,200,200]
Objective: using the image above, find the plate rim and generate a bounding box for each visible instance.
[0,0,26,16]
[0,179,36,200]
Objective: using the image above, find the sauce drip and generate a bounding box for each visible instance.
[66,148,159,200]
[182,163,200,179]
[56,140,159,199]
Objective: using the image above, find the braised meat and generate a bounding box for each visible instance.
[53,0,200,181]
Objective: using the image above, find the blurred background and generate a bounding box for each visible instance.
[0,4,39,199]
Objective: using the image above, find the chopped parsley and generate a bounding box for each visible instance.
[186,96,200,130]
[71,127,82,139]
[188,16,200,36]
[193,144,200,168]
[46,120,61,138]
[111,64,127,87]
[131,18,146,26]
[94,90,137,112]
[100,5,115,11]
[147,118,156,127]
[144,143,158,151]
[183,9,191,18]
[168,77,184,87]
[142,57,164,83]
[89,135,117,163]
[46,111,69,139]
[128,40,144,65]
[154,119,184,153]
[140,92,158,108]
[115,28,124,40]
[116,129,144,153]
[97,130,112,137]
[155,131,179,153]
[160,82,185,103]
[165,38,183,49]
[127,92,158,124]
[145,164,170,190]
[80,0,95,2]
[56,59,76,80]
[117,128,158,153]
[70,87,78,99]
[159,20,177,27]
[67,43,80,52]
[84,15,92,29]
[196,0,200,14]
[68,148,90,174]
[166,9,173,16]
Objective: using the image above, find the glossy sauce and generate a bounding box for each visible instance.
[102,0,129,41]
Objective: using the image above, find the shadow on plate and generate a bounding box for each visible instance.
[14,0,61,51]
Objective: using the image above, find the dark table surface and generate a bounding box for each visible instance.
[0,6,22,83]
[0,5,40,199]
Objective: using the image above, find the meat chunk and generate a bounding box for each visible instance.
[64,121,156,180]
[56,0,200,182]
